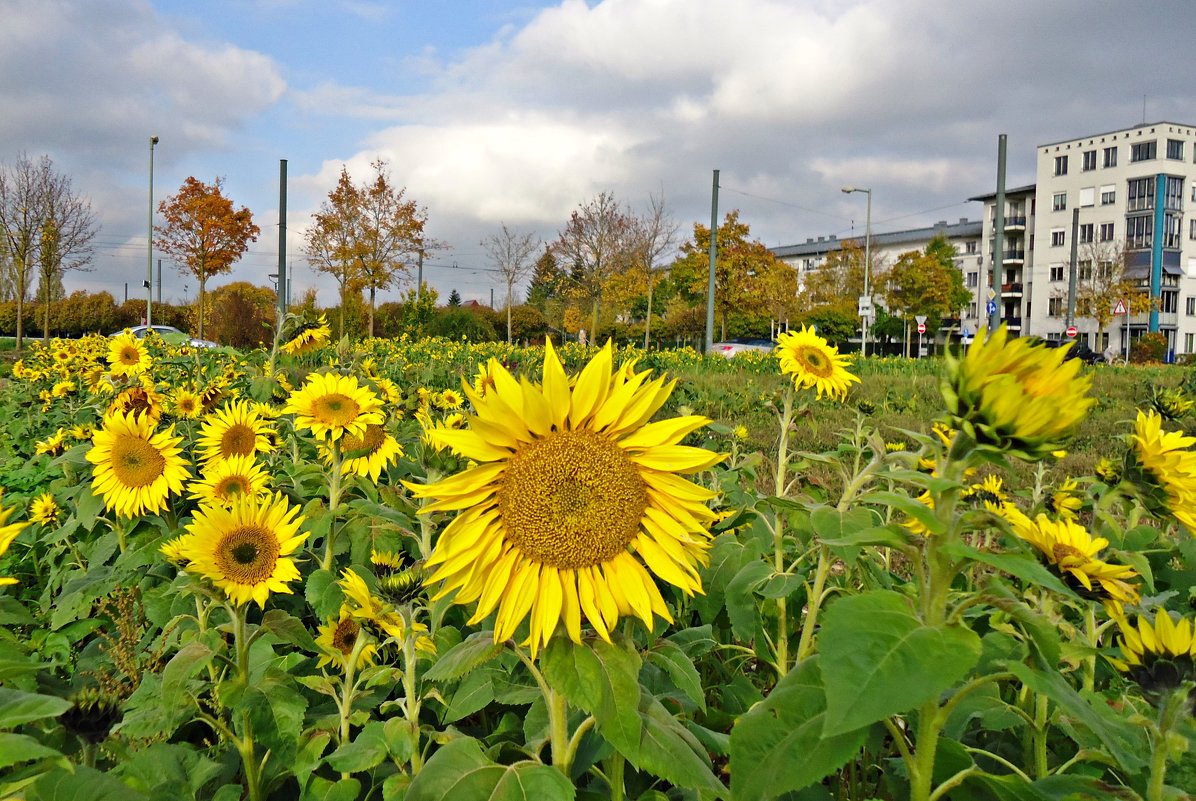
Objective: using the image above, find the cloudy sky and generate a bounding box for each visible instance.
[4,0,1196,307]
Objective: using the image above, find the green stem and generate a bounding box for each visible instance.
[1032,691,1050,779]
[321,443,344,572]
[773,387,794,677]
[909,701,941,801]
[401,620,424,774]
[795,545,830,662]
[237,714,265,801]
[546,687,571,775]
[231,603,251,685]
[1082,605,1097,694]
[605,751,626,801]
[1147,688,1188,801]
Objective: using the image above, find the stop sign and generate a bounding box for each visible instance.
[916,322,926,334]
[1065,326,1077,338]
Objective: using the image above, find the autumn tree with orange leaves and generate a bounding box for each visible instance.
[155,177,259,340]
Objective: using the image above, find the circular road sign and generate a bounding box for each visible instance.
[1065,326,1077,338]
[916,322,926,334]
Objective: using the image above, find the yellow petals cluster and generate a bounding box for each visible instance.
[1126,409,1196,534]
[86,411,190,519]
[406,341,725,657]
[1005,509,1138,608]
[774,326,860,400]
[284,373,384,443]
[941,326,1093,461]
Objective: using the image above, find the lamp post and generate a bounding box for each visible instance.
[841,186,872,357]
[147,135,159,326]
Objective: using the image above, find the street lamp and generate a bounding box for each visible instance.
[147,135,159,326]
[841,186,872,357]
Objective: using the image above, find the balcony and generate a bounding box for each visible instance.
[991,249,1025,263]
[1003,317,1023,329]
[1001,282,1024,296]
[1004,215,1027,230]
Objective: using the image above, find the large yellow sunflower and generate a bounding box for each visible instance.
[283,372,385,443]
[86,411,190,519]
[942,326,1094,461]
[774,326,860,400]
[1126,409,1196,533]
[323,423,403,483]
[1005,509,1139,606]
[195,400,277,464]
[189,455,271,507]
[178,492,307,608]
[107,332,151,377]
[0,503,29,586]
[405,341,726,657]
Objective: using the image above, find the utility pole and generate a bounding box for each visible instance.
[990,134,1006,333]
[1066,207,1079,328]
[147,135,158,326]
[704,169,719,353]
[278,159,288,316]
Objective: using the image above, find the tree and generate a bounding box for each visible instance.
[799,239,868,318]
[481,223,540,343]
[0,154,98,349]
[879,236,970,355]
[553,191,638,338]
[633,191,679,349]
[156,177,259,341]
[447,289,462,307]
[304,162,426,338]
[669,210,792,341]
[1072,239,1153,346]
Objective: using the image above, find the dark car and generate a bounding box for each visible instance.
[1039,338,1102,364]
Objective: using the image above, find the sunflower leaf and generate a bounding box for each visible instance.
[0,687,72,728]
[819,590,982,735]
[424,631,504,683]
[541,636,641,755]
[406,738,574,801]
[729,656,868,801]
[724,560,772,641]
[645,640,706,712]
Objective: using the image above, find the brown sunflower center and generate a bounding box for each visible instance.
[118,346,141,365]
[497,429,648,569]
[220,423,257,457]
[1052,543,1084,564]
[312,393,360,426]
[215,525,281,584]
[797,346,833,376]
[215,475,250,499]
[332,618,360,655]
[342,424,384,455]
[110,434,167,488]
[178,397,198,414]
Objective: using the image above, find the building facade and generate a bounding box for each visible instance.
[975,121,1196,356]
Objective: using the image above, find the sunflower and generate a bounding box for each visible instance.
[189,455,271,507]
[405,341,726,657]
[280,314,332,356]
[29,493,60,526]
[339,568,435,652]
[283,372,385,443]
[178,492,307,607]
[52,379,76,398]
[107,332,151,377]
[107,382,165,425]
[195,400,277,465]
[1112,610,1196,698]
[1045,477,1083,521]
[941,326,1094,461]
[774,326,860,400]
[171,388,205,419]
[0,503,29,586]
[1005,509,1139,606]
[86,411,190,519]
[964,473,1009,514]
[1147,385,1195,422]
[1125,409,1196,533]
[35,429,69,457]
[324,423,403,483]
[315,607,379,671]
[435,389,464,410]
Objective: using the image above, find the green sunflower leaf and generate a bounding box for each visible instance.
[0,687,72,728]
[819,590,982,735]
[424,630,504,683]
[645,639,706,711]
[406,738,575,801]
[541,636,641,755]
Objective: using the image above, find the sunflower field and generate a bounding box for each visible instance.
[0,319,1194,801]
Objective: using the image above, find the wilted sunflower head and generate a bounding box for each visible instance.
[1112,610,1196,701]
[1146,384,1196,422]
[1124,409,1196,535]
[59,687,123,744]
[941,326,1094,461]
[774,326,860,400]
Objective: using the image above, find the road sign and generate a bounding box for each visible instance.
[915,314,927,326]
[1112,298,1127,316]
[987,287,996,301]
[985,300,997,316]
[917,322,927,334]
[857,295,873,317]
[1065,326,1077,338]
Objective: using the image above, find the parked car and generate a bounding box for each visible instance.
[109,325,218,349]
[711,337,777,358]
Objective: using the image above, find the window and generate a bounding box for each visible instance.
[966,271,977,288]
[1080,223,1094,244]
[1049,264,1065,282]
[1054,155,1068,176]
[1186,297,1196,316]
[1048,296,1065,317]
[1052,192,1067,211]
[1187,333,1195,353]
[1100,222,1115,241]
[1083,150,1097,171]
[1167,139,1185,160]
[1165,212,1182,249]
[965,240,977,254]
[1191,218,1196,240]
[1051,229,1066,247]
[1101,185,1116,205]
[1164,176,1184,211]
[1079,187,1096,207]
[1128,177,1156,211]
[1131,140,1157,162]
[1127,214,1153,249]
[1103,146,1118,167]
[1078,260,1093,281]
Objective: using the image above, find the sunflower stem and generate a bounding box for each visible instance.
[605,751,625,801]
[321,443,344,572]
[1082,605,1097,694]
[795,544,830,662]
[772,386,794,677]
[1032,691,1050,779]
[336,627,371,779]
[401,619,424,774]
[1147,688,1187,801]
[546,686,572,776]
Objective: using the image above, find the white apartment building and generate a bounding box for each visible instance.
[974,121,1196,356]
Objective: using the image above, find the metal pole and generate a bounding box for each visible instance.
[147,135,158,326]
[278,159,288,316]
[157,259,162,306]
[990,134,1006,333]
[416,249,424,300]
[705,169,719,353]
[1066,207,1079,328]
[863,189,871,357]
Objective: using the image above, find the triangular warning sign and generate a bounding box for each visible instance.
[1113,298,1127,315]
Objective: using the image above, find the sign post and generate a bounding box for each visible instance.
[1113,297,1129,364]
[1065,325,1077,339]
[915,315,927,358]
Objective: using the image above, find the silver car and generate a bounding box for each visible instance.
[711,337,777,358]
[110,325,218,349]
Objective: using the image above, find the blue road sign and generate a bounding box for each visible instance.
[962,326,971,337]
[985,300,997,316]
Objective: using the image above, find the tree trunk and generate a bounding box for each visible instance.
[506,283,513,344]
[369,285,376,338]
[643,271,654,350]
[198,275,207,340]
